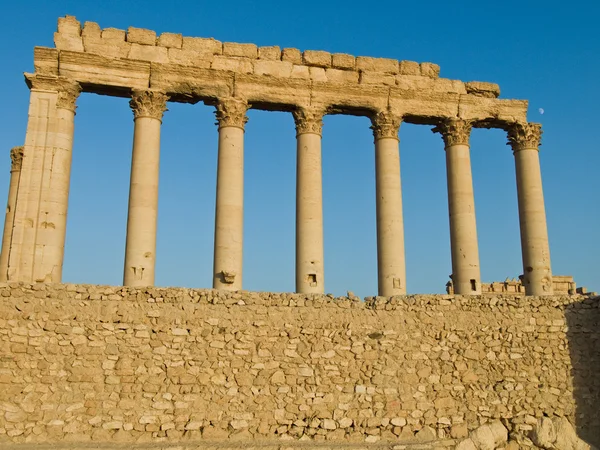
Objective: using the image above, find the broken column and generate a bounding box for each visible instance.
[123,90,168,286]
[213,98,248,290]
[293,107,325,294]
[6,75,80,283]
[433,118,481,295]
[371,109,407,296]
[0,147,24,281]
[507,123,553,295]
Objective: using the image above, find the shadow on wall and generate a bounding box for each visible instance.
[566,296,600,446]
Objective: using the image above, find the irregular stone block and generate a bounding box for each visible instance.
[303,50,331,68]
[223,42,257,59]
[325,68,359,84]
[421,62,440,78]
[158,33,183,49]
[356,56,398,74]
[360,71,395,86]
[128,43,168,63]
[84,42,130,59]
[258,46,280,60]
[167,48,212,68]
[332,53,355,70]
[399,60,420,75]
[465,81,500,98]
[396,75,435,90]
[290,65,310,79]
[182,37,222,55]
[54,33,84,52]
[101,28,126,42]
[212,56,253,74]
[309,66,327,82]
[281,48,301,64]
[254,60,293,78]
[82,22,101,41]
[57,16,81,36]
[127,27,156,45]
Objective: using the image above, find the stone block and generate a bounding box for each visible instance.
[281,48,302,64]
[432,78,466,94]
[420,62,440,78]
[399,60,420,75]
[360,71,395,86]
[258,46,280,60]
[182,37,222,55]
[465,81,500,98]
[167,48,212,68]
[223,42,257,58]
[356,56,398,74]
[303,50,331,68]
[82,22,101,41]
[158,33,183,49]
[57,16,81,36]
[84,42,130,59]
[212,56,253,74]
[101,28,126,42]
[254,60,293,78]
[290,65,310,79]
[54,33,84,52]
[128,43,168,63]
[325,68,359,84]
[127,27,156,45]
[395,75,435,90]
[34,47,59,76]
[332,53,355,70]
[309,66,327,82]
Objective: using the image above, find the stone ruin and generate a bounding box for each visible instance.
[0,16,598,450]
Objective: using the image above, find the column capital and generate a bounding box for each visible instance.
[506,122,542,152]
[293,106,325,136]
[10,147,24,172]
[370,109,401,140]
[25,74,82,112]
[215,97,249,130]
[130,90,169,122]
[432,118,474,147]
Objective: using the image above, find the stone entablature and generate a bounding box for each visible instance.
[448,275,596,296]
[0,285,598,447]
[41,16,523,124]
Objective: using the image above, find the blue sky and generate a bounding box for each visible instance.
[0,1,597,297]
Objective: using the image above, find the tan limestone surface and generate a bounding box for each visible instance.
[0,284,598,447]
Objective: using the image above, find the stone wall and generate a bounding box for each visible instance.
[0,284,598,447]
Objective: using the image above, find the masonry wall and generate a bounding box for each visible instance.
[0,284,598,446]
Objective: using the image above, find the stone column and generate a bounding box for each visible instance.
[213,98,248,290]
[0,147,24,281]
[371,110,406,296]
[7,75,80,283]
[293,107,325,294]
[507,123,553,295]
[123,90,168,286]
[433,118,481,294]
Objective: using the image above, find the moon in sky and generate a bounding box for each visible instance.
[538,108,545,115]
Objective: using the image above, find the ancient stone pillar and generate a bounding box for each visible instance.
[0,147,24,281]
[371,110,406,296]
[293,107,325,294]
[123,90,168,286]
[433,118,481,295]
[213,98,248,290]
[507,123,553,295]
[6,75,80,283]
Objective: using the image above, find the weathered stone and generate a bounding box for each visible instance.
[127,27,156,45]
[157,32,183,49]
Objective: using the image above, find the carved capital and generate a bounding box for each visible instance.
[293,107,324,136]
[370,110,401,140]
[506,123,542,152]
[25,74,81,112]
[130,90,169,121]
[215,98,249,130]
[432,118,474,147]
[10,147,24,172]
